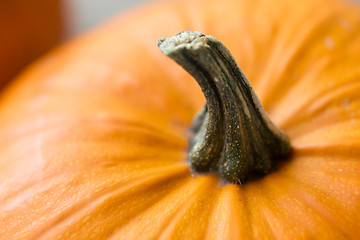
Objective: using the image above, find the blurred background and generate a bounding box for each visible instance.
[0,0,152,90]
[63,0,152,37]
[1,0,359,90]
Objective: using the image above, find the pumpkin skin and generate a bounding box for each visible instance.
[0,0,360,239]
[0,0,63,88]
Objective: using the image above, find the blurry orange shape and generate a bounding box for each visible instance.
[0,0,63,89]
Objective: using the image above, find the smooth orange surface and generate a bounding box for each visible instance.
[0,0,63,88]
[0,0,359,239]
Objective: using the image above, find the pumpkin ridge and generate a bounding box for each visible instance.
[112,176,218,240]
[0,164,189,239]
[272,32,360,128]
[80,117,187,147]
[0,168,70,210]
[272,173,360,237]
[153,177,219,240]
[204,186,251,240]
[260,176,352,239]
[279,81,360,130]
[30,165,190,240]
[254,0,332,102]
[0,119,79,143]
[278,163,360,206]
[249,182,314,239]
[261,4,360,112]
[290,118,360,144]
[292,144,360,159]
[261,14,345,109]
[0,117,185,147]
[242,184,278,239]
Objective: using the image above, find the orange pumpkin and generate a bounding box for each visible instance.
[0,0,63,88]
[0,0,360,239]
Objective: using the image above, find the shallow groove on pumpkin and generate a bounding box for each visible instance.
[262,2,360,105]
[284,109,360,141]
[251,181,319,239]
[271,174,359,238]
[276,76,360,130]
[283,157,360,183]
[0,120,188,197]
[0,115,188,149]
[155,178,219,239]
[204,185,251,240]
[292,144,360,159]
[256,3,337,104]
[242,184,279,239]
[262,20,360,127]
[109,176,218,239]
[31,165,190,240]
[278,165,360,207]
[260,176,354,239]
[290,122,360,145]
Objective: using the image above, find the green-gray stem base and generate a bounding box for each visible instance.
[158,31,291,184]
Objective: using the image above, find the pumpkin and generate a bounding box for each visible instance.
[0,0,63,88]
[0,0,360,238]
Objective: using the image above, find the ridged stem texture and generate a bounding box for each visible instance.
[158,31,291,184]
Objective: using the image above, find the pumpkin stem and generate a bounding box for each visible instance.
[158,31,291,184]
